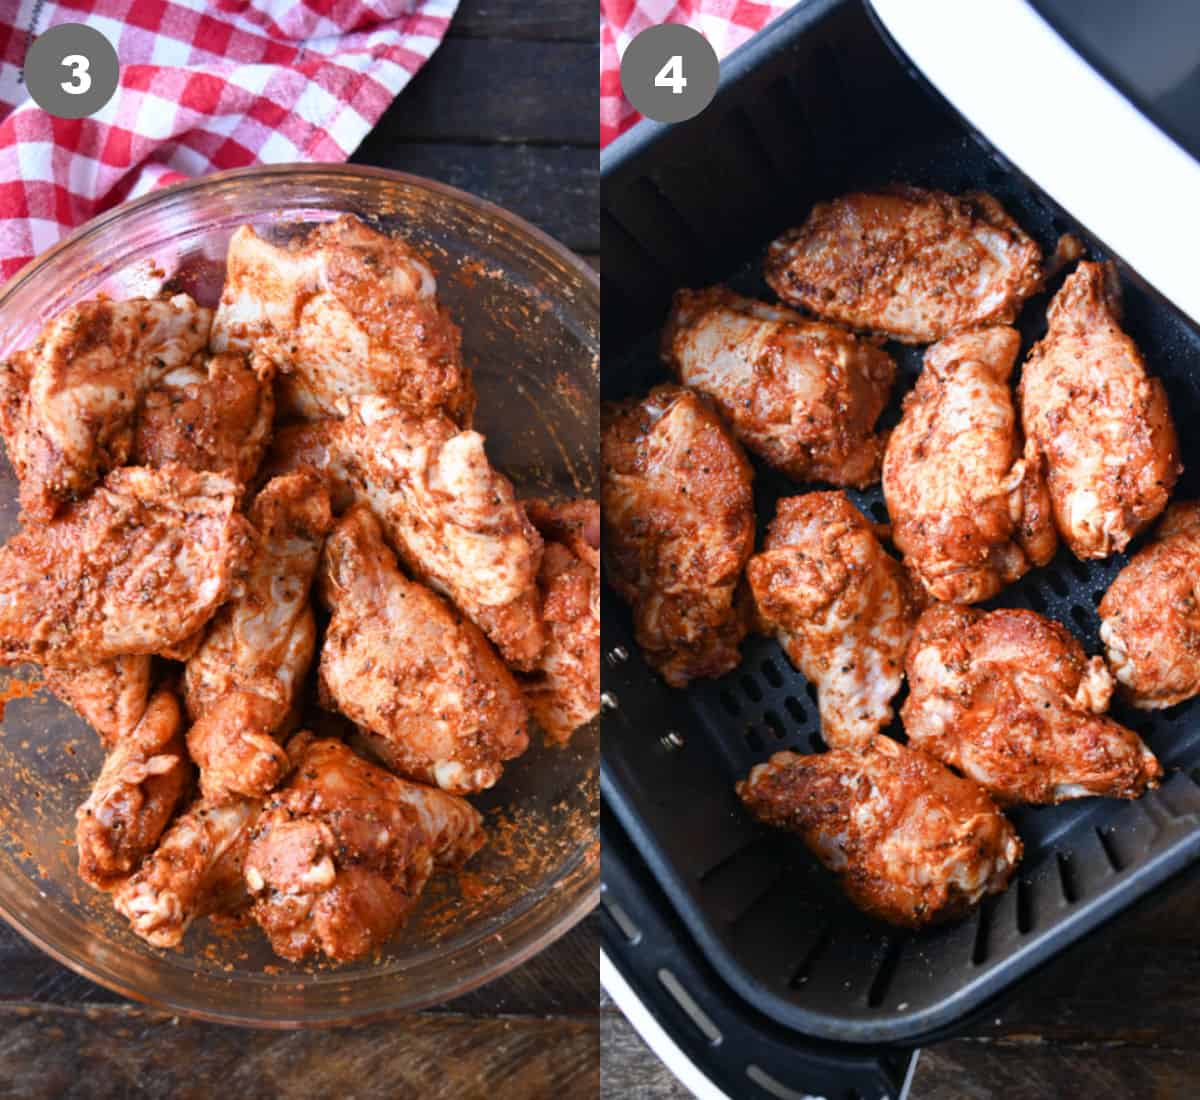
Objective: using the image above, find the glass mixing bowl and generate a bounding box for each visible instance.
[0,165,599,1026]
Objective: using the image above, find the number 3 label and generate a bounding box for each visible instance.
[60,54,92,95]
[654,55,687,96]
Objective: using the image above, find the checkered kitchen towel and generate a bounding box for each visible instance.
[0,0,458,280]
[601,0,795,147]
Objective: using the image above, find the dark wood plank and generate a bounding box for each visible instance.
[450,0,593,42]
[601,1012,691,1099]
[351,142,598,253]
[366,39,597,145]
[0,1004,599,1100]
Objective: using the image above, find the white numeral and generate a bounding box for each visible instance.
[60,54,91,95]
[654,55,687,95]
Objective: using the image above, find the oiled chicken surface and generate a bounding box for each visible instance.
[904,604,1161,805]
[212,216,474,424]
[244,738,485,962]
[602,385,754,687]
[44,655,151,746]
[661,287,895,487]
[737,737,1021,927]
[1100,502,1200,708]
[0,295,211,520]
[0,465,251,665]
[765,187,1042,344]
[133,351,273,487]
[318,505,528,794]
[184,472,333,802]
[520,498,600,744]
[884,326,1056,602]
[264,398,545,668]
[76,688,190,891]
[1020,261,1180,558]
[747,492,924,750]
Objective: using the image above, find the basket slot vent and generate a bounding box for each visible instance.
[746,1064,824,1100]
[719,689,742,717]
[866,937,905,1007]
[763,710,786,740]
[1056,851,1078,904]
[1068,602,1092,633]
[600,209,670,304]
[657,968,723,1045]
[788,923,835,990]
[608,174,704,280]
[971,899,992,965]
[761,659,783,689]
[601,895,642,945]
[784,695,807,724]
[1016,877,1033,935]
[1095,826,1124,872]
[740,674,764,704]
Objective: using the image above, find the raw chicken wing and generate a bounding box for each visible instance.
[903,604,1162,805]
[661,287,895,487]
[44,655,151,746]
[602,385,754,686]
[737,737,1021,927]
[1020,261,1180,558]
[884,326,1056,602]
[746,492,924,750]
[318,505,528,793]
[765,187,1042,343]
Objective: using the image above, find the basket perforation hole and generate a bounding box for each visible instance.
[788,923,834,990]
[1096,826,1124,872]
[741,674,764,703]
[866,938,904,1007]
[761,659,783,689]
[719,689,742,717]
[1056,852,1078,904]
[1069,603,1092,632]
[1016,878,1033,935]
[971,900,992,965]
[784,695,807,724]
[763,710,786,740]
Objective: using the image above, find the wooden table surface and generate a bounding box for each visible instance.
[0,4,599,1099]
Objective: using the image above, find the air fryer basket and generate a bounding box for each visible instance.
[601,0,1200,1045]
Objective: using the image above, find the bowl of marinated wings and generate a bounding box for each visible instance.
[0,165,599,1025]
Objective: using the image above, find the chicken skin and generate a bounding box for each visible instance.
[765,187,1043,344]
[318,505,528,794]
[747,492,924,750]
[1020,261,1180,559]
[43,655,151,746]
[903,604,1162,805]
[520,498,600,744]
[602,385,755,687]
[183,472,333,802]
[243,738,485,963]
[661,287,895,487]
[76,688,190,891]
[0,465,251,666]
[212,216,474,425]
[264,398,545,668]
[737,737,1021,928]
[133,351,274,488]
[883,326,1056,603]
[0,295,211,520]
[1100,502,1200,708]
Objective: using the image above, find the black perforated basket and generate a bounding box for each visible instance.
[601,0,1200,1047]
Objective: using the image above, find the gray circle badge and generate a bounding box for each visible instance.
[25,24,120,120]
[620,24,719,124]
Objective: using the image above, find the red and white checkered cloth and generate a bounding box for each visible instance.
[601,0,795,148]
[0,0,458,280]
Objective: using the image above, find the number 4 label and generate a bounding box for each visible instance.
[655,55,687,95]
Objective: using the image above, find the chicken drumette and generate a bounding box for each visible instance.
[602,385,755,687]
[243,737,485,963]
[883,326,1056,602]
[0,295,211,520]
[1100,502,1200,708]
[904,604,1162,805]
[661,287,895,487]
[318,505,528,794]
[1020,261,1180,558]
[747,492,925,750]
[0,465,251,666]
[212,216,474,425]
[737,737,1021,928]
[764,187,1042,344]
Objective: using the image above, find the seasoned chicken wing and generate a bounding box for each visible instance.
[1100,502,1200,708]
[746,492,924,750]
[43,655,151,746]
[1020,261,1181,558]
[212,216,474,425]
[133,351,274,487]
[318,505,528,794]
[765,187,1042,344]
[904,604,1161,805]
[661,287,895,487]
[76,688,190,891]
[883,326,1056,602]
[243,738,485,962]
[602,385,754,687]
[737,737,1021,927]
[0,465,251,666]
[264,398,545,668]
[0,295,211,520]
[520,497,600,744]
